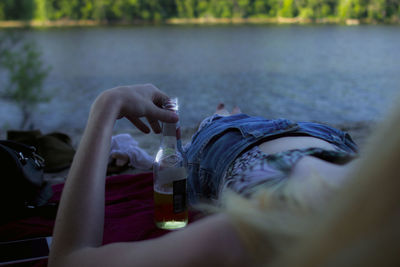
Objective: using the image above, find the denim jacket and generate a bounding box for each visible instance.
[185,114,358,204]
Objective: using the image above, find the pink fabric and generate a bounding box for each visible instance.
[0,173,199,266]
[103,172,171,243]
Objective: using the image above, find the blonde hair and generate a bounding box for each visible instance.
[219,170,340,265]
[220,99,400,266]
[274,99,400,267]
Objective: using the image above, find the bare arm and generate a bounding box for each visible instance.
[48,84,249,267]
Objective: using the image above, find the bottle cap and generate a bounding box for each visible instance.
[163,98,178,113]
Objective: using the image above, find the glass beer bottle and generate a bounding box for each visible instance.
[153,98,188,230]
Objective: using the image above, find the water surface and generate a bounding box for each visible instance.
[1,25,399,132]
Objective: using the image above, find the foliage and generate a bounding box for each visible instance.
[0,0,398,22]
[279,0,296,18]
[0,32,51,129]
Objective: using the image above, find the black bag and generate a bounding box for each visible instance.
[7,130,75,173]
[0,140,53,223]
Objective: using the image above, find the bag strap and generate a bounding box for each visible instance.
[0,140,36,154]
[0,140,45,169]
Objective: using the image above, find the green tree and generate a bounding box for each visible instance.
[298,0,334,19]
[252,0,268,17]
[0,0,399,24]
[176,0,195,18]
[160,0,177,19]
[138,0,165,21]
[0,0,34,20]
[0,1,5,20]
[232,0,251,18]
[90,0,109,20]
[208,0,234,18]
[388,0,400,18]
[34,0,47,20]
[0,33,51,129]
[338,0,367,19]
[266,0,280,17]
[279,0,296,17]
[79,0,94,19]
[368,0,400,21]
[44,0,77,20]
[368,0,386,21]
[196,0,210,17]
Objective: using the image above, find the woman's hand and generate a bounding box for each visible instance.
[49,84,178,266]
[93,84,179,133]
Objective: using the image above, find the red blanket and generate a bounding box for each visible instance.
[0,172,199,265]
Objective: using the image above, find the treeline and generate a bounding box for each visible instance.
[0,0,399,23]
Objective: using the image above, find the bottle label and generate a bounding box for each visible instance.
[173,179,187,213]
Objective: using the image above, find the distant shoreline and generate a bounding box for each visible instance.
[0,17,398,28]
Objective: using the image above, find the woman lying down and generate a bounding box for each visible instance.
[49,84,400,267]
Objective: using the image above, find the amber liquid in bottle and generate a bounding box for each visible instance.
[154,185,188,229]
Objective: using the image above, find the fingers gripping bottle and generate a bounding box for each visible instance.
[153,98,188,230]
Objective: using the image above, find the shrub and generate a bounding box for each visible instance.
[0,32,51,129]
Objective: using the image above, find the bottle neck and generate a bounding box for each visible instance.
[162,122,177,137]
[161,122,178,149]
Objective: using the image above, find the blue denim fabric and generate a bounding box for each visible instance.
[186,114,358,204]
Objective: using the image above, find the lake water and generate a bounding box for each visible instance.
[1,25,400,132]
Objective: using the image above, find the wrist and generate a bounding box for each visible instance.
[91,89,122,122]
